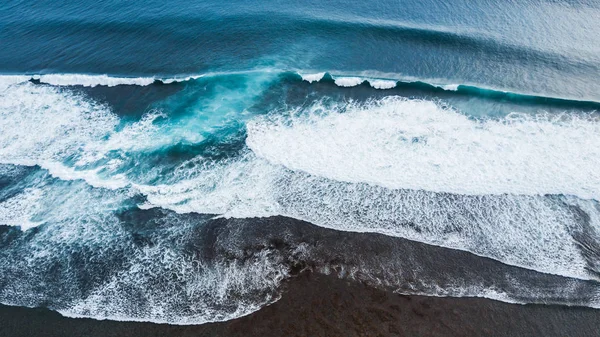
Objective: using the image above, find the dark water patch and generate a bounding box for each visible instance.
[0,227,600,337]
[0,165,39,194]
[292,71,600,111]
[566,202,600,278]
[76,82,186,119]
[2,12,595,73]
[0,225,22,248]
[207,215,600,304]
[3,209,600,325]
[2,274,600,337]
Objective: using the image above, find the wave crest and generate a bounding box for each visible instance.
[247,96,600,199]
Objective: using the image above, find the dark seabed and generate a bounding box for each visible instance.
[1,0,600,336]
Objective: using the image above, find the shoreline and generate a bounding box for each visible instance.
[2,271,600,337]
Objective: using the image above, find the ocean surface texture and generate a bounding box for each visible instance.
[1,0,600,331]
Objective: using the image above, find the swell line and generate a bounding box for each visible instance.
[2,71,599,110]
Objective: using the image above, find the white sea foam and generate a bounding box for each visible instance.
[0,75,31,89]
[2,84,600,322]
[0,187,287,324]
[41,161,130,190]
[0,82,198,189]
[440,84,460,91]
[37,74,157,87]
[59,247,287,324]
[2,81,600,284]
[299,72,326,83]
[0,170,133,230]
[137,151,599,281]
[0,82,118,164]
[0,73,276,191]
[134,97,600,280]
[367,79,397,89]
[3,84,599,281]
[135,155,281,217]
[0,82,123,187]
[333,77,364,87]
[247,96,600,200]
[0,187,44,230]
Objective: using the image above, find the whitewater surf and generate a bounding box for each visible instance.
[1,1,599,335]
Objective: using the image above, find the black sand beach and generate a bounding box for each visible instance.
[2,272,600,337]
[2,215,600,337]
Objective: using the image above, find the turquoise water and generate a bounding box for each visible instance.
[1,0,600,325]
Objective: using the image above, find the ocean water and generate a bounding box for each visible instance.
[1,0,600,325]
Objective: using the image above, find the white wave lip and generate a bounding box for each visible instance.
[333,76,364,87]
[161,74,204,84]
[38,74,157,87]
[439,83,460,91]
[0,73,207,88]
[246,96,600,200]
[367,79,397,89]
[300,72,326,83]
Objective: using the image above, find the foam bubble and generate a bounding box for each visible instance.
[59,246,287,324]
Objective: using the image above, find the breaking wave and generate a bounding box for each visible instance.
[1,73,600,324]
[2,71,599,109]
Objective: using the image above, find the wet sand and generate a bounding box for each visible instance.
[2,271,599,337]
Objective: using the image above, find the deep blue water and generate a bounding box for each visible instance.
[2,0,600,99]
[0,0,600,325]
